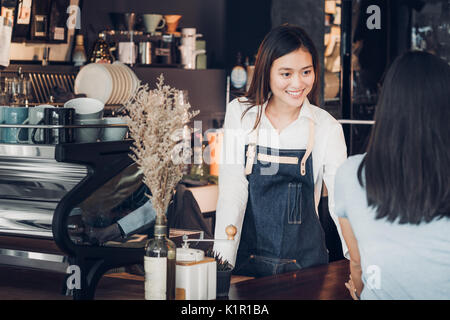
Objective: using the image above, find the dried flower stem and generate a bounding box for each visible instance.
[124,75,199,217]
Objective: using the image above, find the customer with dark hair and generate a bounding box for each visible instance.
[335,51,450,299]
[213,24,347,277]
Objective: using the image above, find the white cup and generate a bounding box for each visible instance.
[118,42,137,65]
[142,14,166,34]
[18,105,55,144]
[101,117,128,141]
[64,97,104,120]
[74,118,102,143]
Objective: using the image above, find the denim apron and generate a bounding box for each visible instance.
[234,119,329,277]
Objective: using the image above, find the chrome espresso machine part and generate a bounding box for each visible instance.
[0,140,146,300]
[0,144,87,273]
[0,144,87,238]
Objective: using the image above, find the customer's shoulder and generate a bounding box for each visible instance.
[338,153,365,175]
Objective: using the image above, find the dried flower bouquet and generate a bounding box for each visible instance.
[124,75,199,217]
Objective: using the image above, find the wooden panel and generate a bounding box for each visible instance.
[0,234,63,255]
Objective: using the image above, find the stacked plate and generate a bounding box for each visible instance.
[74,62,140,105]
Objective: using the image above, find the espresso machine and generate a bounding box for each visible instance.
[0,140,147,299]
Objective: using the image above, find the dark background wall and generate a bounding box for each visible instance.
[78,0,327,124]
[225,0,272,70]
[271,0,325,106]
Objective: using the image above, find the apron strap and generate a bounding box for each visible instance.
[300,119,315,176]
[245,114,315,176]
[245,127,259,175]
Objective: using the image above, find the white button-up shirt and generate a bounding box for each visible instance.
[213,97,348,267]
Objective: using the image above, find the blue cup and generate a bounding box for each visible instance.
[0,106,7,142]
[3,107,29,144]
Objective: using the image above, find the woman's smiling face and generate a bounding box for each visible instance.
[269,48,315,109]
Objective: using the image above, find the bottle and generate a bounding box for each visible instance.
[246,56,255,92]
[144,214,176,300]
[90,32,114,64]
[72,34,87,67]
[230,52,247,90]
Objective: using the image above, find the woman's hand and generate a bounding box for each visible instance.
[345,275,360,300]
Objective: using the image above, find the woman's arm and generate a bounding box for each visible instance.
[322,122,348,257]
[213,100,249,267]
[339,217,364,298]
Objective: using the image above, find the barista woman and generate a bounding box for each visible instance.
[213,24,348,277]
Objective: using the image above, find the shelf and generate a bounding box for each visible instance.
[11,38,68,44]
[103,30,181,43]
[132,63,181,69]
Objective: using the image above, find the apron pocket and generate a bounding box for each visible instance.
[274,258,302,274]
[287,182,302,224]
[253,255,302,276]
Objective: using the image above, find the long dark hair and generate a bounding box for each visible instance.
[241,24,320,129]
[358,51,450,224]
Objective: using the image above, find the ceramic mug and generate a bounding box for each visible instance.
[32,107,75,144]
[0,106,7,142]
[100,117,128,141]
[118,42,137,65]
[74,118,102,143]
[17,105,55,144]
[142,14,165,34]
[64,97,104,120]
[2,106,29,144]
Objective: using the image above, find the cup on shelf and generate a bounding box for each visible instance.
[142,14,165,34]
[74,118,102,143]
[100,117,128,142]
[0,106,7,142]
[17,105,54,144]
[181,28,202,47]
[31,107,75,144]
[64,97,104,120]
[164,15,182,34]
[2,106,29,144]
[118,42,137,65]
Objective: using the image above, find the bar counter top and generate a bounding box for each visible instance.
[0,259,351,300]
[228,259,351,300]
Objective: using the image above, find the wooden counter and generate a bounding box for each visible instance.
[0,259,350,300]
[228,259,351,300]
